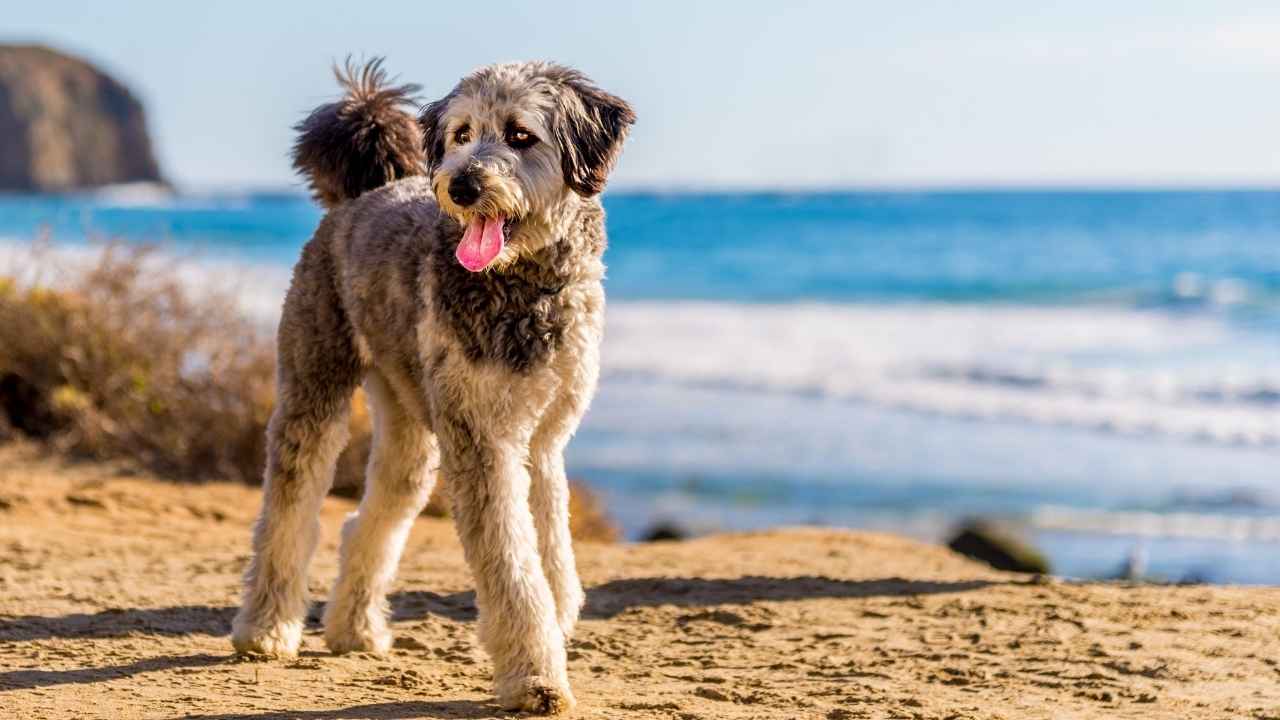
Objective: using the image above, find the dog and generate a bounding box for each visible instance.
[230,59,634,715]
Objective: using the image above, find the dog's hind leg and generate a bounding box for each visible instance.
[232,253,365,658]
[324,370,436,654]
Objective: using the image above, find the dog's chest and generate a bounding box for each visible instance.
[431,249,591,374]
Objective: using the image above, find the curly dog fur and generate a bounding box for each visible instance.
[231,59,634,714]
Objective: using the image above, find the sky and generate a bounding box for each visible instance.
[7,1,1280,190]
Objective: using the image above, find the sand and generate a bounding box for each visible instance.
[0,442,1277,720]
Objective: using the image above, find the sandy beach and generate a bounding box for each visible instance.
[0,441,1277,720]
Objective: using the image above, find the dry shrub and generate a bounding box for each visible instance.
[0,243,617,541]
[0,244,279,480]
[568,479,619,543]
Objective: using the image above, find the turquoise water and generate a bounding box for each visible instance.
[2,188,1278,583]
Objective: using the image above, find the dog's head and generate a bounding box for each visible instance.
[420,62,635,272]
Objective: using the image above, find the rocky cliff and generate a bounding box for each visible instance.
[0,45,163,192]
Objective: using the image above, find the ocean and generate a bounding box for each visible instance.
[2,188,1278,584]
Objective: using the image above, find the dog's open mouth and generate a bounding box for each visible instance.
[456,216,517,272]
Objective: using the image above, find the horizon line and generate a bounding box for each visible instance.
[165,179,1280,196]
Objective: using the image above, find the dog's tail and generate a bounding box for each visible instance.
[292,58,426,208]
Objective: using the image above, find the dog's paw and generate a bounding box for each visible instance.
[230,617,303,658]
[323,620,392,655]
[497,675,576,715]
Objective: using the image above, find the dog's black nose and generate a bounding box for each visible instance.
[448,173,482,207]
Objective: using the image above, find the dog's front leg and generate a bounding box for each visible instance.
[437,411,574,715]
[529,419,586,639]
[528,335,600,639]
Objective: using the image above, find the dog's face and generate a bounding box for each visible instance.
[421,62,635,272]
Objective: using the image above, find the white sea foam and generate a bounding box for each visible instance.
[1032,506,1280,543]
[603,302,1280,447]
[84,181,176,207]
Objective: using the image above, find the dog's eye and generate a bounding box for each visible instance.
[453,127,472,145]
[505,127,538,150]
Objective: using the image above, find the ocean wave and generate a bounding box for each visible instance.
[603,302,1280,447]
[81,181,176,208]
[1032,505,1280,543]
[77,185,277,211]
[919,363,1280,408]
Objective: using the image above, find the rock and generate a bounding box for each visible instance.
[946,520,1050,574]
[0,45,164,192]
[640,521,690,542]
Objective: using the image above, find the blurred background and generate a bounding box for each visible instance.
[1,1,1277,583]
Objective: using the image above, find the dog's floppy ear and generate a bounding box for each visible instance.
[419,92,454,172]
[552,70,636,197]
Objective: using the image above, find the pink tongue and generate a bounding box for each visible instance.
[456,216,506,272]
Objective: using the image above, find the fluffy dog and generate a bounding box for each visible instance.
[230,59,634,714]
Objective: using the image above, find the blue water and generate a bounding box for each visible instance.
[2,188,1278,583]
[606,192,1280,308]
[9,190,1280,306]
